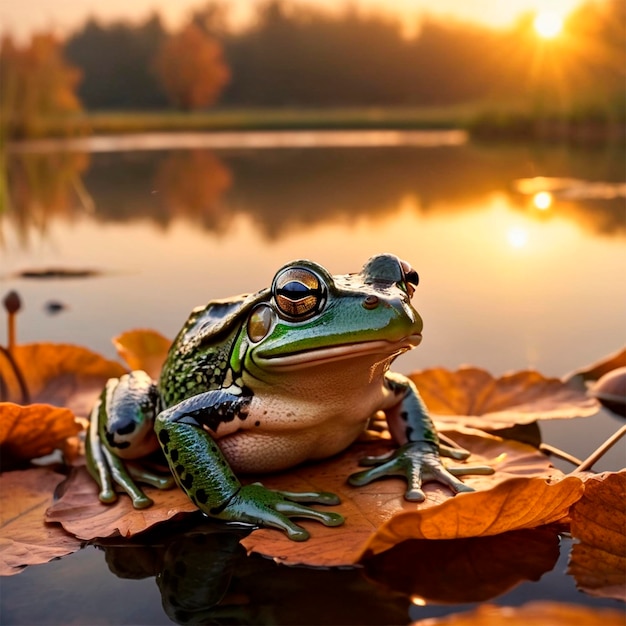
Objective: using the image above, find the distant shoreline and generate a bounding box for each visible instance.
[5,106,624,145]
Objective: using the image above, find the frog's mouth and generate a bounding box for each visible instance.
[257,333,422,371]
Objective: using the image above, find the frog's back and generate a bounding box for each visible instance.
[158,290,267,407]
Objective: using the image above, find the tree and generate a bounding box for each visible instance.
[0,33,82,139]
[153,24,230,110]
[65,15,168,109]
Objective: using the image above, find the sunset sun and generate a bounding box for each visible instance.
[533,11,564,39]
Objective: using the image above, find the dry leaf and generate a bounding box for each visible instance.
[0,468,82,576]
[410,367,599,430]
[0,343,127,416]
[363,527,560,604]
[241,430,569,566]
[45,467,198,540]
[0,403,81,468]
[412,601,626,626]
[564,347,626,390]
[568,470,626,601]
[360,475,583,558]
[113,329,171,380]
[45,428,563,561]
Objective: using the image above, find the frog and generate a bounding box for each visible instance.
[87,253,491,541]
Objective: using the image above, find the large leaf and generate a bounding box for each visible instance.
[0,468,82,576]
[0,343,126,416]
[113,329,171,380]
[410,367,599,430]
[240,430,574,567]
[0,403,81,468]
[568,470,626,601]
[45,428,563,561]
[360,475,582,558]
[363,527,560,604]
[409,601,626,625]
[45,467,197,540]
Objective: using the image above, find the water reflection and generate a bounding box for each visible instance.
[3,139,625,246]
[155,150,233,233]
[3,151,93,246]
[96,520,563,625]
[99,521,411,625]
[2,135,624,379]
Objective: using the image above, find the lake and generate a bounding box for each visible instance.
[1,131,625,624]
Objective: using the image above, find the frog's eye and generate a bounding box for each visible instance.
[400,260,419,298]
[272,267,326,320]
[247,304,275,342]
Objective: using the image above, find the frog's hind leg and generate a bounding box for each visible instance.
[86,372,173,509]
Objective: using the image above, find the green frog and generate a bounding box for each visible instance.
[87,253,489,541]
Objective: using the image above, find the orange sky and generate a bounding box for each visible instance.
[0,0,588,41]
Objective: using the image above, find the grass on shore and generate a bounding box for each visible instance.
[5,102,624,143]
[8,105,479,139]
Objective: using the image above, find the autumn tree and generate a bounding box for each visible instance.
[153,24,230,110]
[0,33,82,140]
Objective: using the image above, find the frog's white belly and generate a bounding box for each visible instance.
[214,380,389,473]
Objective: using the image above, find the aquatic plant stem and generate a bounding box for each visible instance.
[539,443,583,467]
[574,424,626,472]
[0,345,30,403]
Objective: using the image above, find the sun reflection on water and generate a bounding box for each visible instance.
[533,191,553,210]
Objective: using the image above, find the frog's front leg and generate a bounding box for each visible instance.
[86,371,175,509]
[348,372,493,501]
[155,391,344,541]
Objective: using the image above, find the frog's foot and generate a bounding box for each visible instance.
[87,424,173,510]
[348,441,494,502]
[215,483,344,541]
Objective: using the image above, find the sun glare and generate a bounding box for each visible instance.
[533,191,553,210]
[533,11,564,39]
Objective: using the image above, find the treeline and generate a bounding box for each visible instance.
[1,0,623,142]
[63,0,624,110]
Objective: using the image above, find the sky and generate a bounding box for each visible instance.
[0,0,588,41]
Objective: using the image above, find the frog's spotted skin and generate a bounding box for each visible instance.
[86,253,493,540]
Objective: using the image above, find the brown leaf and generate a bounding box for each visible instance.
[0,343,127,416]
[45,467,198,540]
[568,470,626,601]
[363,527,560,604]
[241,430,571,567]
[410,367,599,431]
[0,403,81,467]
[113,329,171,380]
[410,601,626,626]
[360,475,583,558]
[564,347,626,390]
[0,468,82,575]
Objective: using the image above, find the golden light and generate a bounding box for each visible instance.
[507,226,528,248]
[533,11,564,39]
[533,191,553,210]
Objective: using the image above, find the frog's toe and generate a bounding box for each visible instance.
[276,489,341,506]
[438,443,470,460]
[131,494,154,509]
[404,486,426,502]
[98,488,118,504]
[279,521,311,542]
[348,462,396,487]
[276,500,345,527]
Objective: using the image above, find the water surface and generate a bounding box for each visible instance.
[1,131,625,624]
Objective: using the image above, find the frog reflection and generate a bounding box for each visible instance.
[101,524,410,625]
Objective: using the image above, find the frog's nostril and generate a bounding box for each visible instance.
[362,295,379,310]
